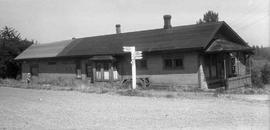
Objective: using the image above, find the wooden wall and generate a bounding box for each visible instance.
[21,51,201,86]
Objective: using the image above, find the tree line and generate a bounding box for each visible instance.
[252,45,270,61]
[0,26,33,78]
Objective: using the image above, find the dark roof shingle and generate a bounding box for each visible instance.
[206,39,252,52]
[16,21,245,60]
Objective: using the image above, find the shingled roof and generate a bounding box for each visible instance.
[206,39,253,53]
[15,21,249,60]
[15,40,72,60]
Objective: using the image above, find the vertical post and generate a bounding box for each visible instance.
[249,56,252,75]
[249,56,252,87]
[131,58,136,89]
[223,53,227,79]
[223,54,228,90]
[131,48,136,89]
[224,59,226,79]
[123,46,141,90]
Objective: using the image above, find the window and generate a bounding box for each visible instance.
[175,59,183,68]
[231,57,236,75]
[136,60,147,69]
[30,64,39,76]
[164,59,173,68]
[164,58,183,69]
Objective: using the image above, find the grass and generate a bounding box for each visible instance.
[1,78,269,99]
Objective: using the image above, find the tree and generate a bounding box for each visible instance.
[251,67,264,88]
[261,64,270,84]
[0,26,33,79]
[197,10,219,24]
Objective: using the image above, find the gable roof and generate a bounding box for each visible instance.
[206,39,252,53]
[15,40,72,60]
[15,21,249,60]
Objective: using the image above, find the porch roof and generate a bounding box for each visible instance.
[205,39,253,53]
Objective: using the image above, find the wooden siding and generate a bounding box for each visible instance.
[226,74,251,89]
[118,51,199,75]
[21,51,201,86]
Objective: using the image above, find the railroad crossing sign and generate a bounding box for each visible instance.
[122,46,143,89]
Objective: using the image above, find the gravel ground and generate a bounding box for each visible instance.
[0,87,269,130]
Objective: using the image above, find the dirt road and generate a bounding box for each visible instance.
[0,87,269,129]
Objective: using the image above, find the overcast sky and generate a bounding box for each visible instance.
[0,0,269,46]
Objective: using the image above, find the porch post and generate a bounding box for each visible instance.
[109,62,113,82]
[223,59,226,79]
[248,55,253,88]
[92,62,96,83]
[223,53,228,90]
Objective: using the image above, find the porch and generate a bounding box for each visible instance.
[203,39,253,89]
[84,55,120,83]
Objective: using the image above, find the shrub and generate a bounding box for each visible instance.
[251,67,264,88]
[213,87,226,97]
[261,64,270,84]
[116,89,142,96]
[165,94,175,98]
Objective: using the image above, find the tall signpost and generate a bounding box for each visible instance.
[123,46,142,89]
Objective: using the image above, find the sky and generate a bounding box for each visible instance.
[0,0,269,47]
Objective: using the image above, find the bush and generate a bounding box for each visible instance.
[116,89,142,96]
[261,64,270,84]
[251,67,264,88]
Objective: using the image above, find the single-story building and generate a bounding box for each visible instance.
[15,15,253,89]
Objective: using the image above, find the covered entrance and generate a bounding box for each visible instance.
[203,39,253,89]
[87,55,119,82]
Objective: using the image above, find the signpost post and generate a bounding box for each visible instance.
[123,46,142,89]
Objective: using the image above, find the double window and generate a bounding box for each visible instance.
[164,58,183,69]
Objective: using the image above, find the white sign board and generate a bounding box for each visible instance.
[123,46,135,52]
[122,46,143,89]
[135,56,143,60]
[135,51,142,57]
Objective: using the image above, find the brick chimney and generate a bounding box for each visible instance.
[115,24,121,34]
[163,15,172,29]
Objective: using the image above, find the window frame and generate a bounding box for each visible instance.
[30,64,39,76]
[163,58,184,70]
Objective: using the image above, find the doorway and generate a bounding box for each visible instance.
[95,61,111,81]
[86,64,93,83]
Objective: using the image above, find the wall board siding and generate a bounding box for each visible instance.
[122,73,199,86]
[119,51,199,75]
[20,51,200,87]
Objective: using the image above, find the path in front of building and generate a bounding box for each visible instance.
[0,87,269,129]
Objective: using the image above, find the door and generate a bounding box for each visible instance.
[86,64,93,83]
[95,62,102,81]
